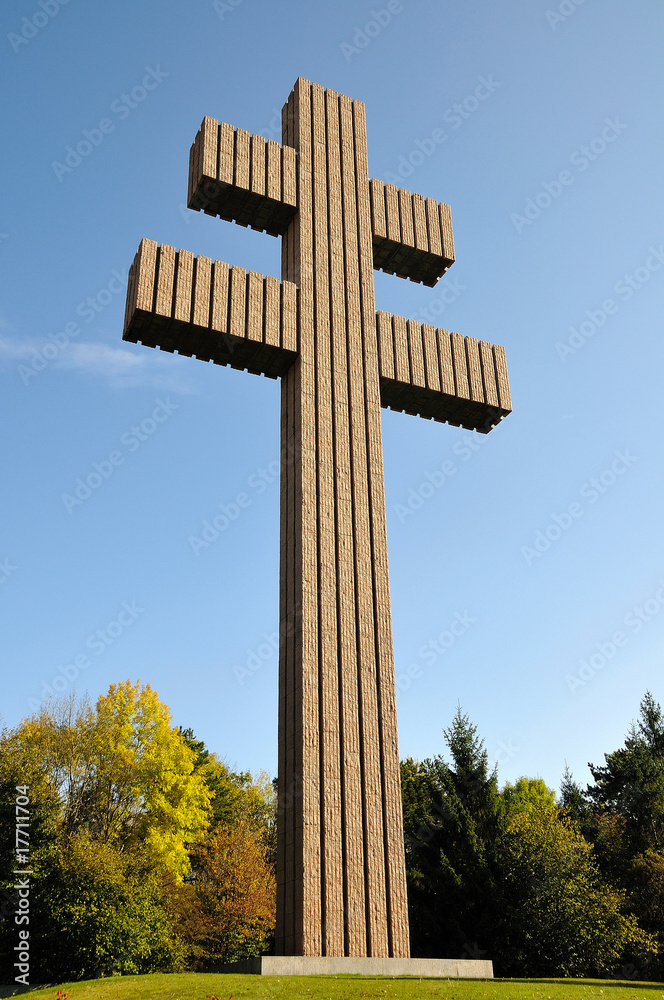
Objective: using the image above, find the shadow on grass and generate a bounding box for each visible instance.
[495,979,664,990]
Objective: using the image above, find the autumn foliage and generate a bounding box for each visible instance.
[3,683,664,982]
[0,681,276,981]
[168,820,275,968]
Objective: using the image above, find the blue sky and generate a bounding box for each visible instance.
[2,0,664,794]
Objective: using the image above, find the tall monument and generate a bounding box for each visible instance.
[122,78,511,962]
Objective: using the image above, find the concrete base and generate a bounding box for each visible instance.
[213,956,494,978]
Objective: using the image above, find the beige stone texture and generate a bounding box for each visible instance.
[369,180,455,286]
[187,117,297,235]
[122,241,297,378]
[374,310,512,432]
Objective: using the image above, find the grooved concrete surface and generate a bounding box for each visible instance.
[187,116,298,236]
[376,311,511,432]
[121,77,512,962]
[123,239,297,378]
[370,178,455,286]
[277,78,409,960]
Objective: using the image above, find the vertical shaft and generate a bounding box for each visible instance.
[276,78,410,958]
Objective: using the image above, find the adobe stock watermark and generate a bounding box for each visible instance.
[52,66,169,182]
[521,449,637,566]
[494,737,520,768]
[13,785,31,988]
[383,76,500,186]
[188,458,280,555]
[511,117,627,234]
[27,602,144,712]
[395,611,476,694]
[411,274,466,327]
[555,245,664,362]
[462,941,488,962]
[61,398,178,513]
[1,557,17,585]
[213,0,244,19]
[394,433,488,524]
[566,579,664,693]
[232,631,279,685]
[340,2,403,62]
[7,0,71,54]
[18,265,127,385]
[546,0,590,31]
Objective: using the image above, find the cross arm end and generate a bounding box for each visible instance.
[187,117,297,236]
[376,310,511,433]
[370,179,455,287]
[123,238,298,379]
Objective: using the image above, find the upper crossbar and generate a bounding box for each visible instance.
[369,179,455,287]
[188,117,298,236]
[187,115,456,288]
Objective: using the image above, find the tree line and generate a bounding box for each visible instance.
[1,682,662,982]
[402,695,662,978]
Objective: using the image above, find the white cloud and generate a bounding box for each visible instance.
[0,334,28,358]
[58,342,145,373]
[0,334,198,393]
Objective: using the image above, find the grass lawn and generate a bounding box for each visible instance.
[7,974,663,1000]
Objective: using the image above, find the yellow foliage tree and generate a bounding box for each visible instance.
[13,681,212,879]
[502,775,557,817]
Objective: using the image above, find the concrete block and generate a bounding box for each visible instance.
[213,955,494,978]
[123,242,297,379]
[369,180,455,286]
[376,312,512,432]
[187,118,297,236]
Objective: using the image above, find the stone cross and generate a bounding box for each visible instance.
[122,77,511,960]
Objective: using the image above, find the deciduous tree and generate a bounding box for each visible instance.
[10,682,212,878]
[169,819,276,967]
[494,799,654,976]
[31,836,182,981]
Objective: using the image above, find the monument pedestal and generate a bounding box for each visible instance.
[215,956,494,978]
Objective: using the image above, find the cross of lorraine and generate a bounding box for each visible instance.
[122,77,511,962]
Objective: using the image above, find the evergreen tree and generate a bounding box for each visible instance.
[559,762,591,826]
[401,706,502,960]
[585,693,664,977]
[588,692,664,855]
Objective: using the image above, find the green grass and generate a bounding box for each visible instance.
[7,973,663,1000]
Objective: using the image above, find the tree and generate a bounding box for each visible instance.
[559,762,592,827]
[629,848,664,921]
[12,682,213,879]
[588,692,664,855]
[30,836,182,981]
[0,685,279,982]
[503,776,556,817]
[401,706,502,960]
[401,707,658,976]
[494,799,654,977]
[171,729,278,965]
[168,819,276,967]
[179,727,276,859]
